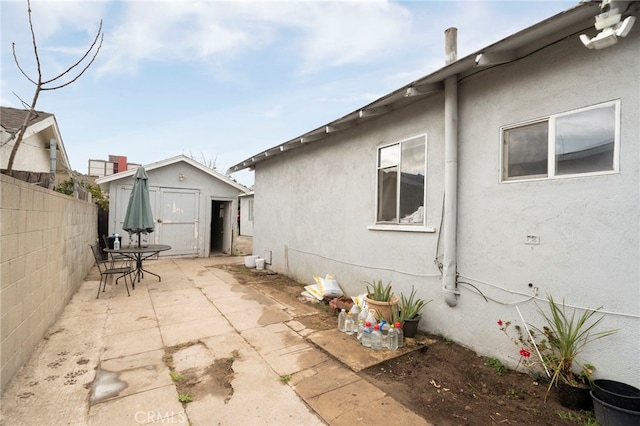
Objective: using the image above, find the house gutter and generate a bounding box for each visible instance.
[442,28,459,307]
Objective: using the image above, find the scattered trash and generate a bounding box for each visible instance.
[301,274,343,301]
[329,296,354,313]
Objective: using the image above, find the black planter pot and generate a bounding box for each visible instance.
[592,391,640,426]
[402,318,420,338]
[557,382,593,411]
[592,380,640,412]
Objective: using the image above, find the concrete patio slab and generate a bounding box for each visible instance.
[159,316,235,347]
[87,385,186,426]
[307,328,433,372]
[1,257,433,426]
[102,327,163,360]
[96,349,172,401]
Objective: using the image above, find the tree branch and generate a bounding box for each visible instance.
[5,0,104,174]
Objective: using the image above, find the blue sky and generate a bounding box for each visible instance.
[1,0,577,187]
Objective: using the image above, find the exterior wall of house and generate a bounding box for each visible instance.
[239,195,254,237]
[1,129,51,173]
[0,173,97,393]
[106,162,241,257]
[454,29,639,386]
[253,29,639,386]
[255,97,446,310]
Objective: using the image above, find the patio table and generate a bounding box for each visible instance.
[105,244,171,287]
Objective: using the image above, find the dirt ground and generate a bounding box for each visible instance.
[216,264,599,426]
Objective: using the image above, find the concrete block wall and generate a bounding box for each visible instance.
[0,173,97,393]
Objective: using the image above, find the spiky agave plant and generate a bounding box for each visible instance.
[532,295,617,393]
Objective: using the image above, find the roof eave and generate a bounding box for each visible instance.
[228,1,606,174]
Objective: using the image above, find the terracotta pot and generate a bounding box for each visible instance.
[364,295,399,324]
[402,317,420,338]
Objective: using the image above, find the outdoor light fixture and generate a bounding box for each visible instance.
[580,0,636,49]
[178,173,186,181]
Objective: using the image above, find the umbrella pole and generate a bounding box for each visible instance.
[138,233,141,248]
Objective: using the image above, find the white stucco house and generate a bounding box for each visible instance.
[97,155,250,257]
[1,106,72,185]
[239,190,254,237]
[229,2,640,387]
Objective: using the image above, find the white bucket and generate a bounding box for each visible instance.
[244,255,259,268]
[255,258,265,270]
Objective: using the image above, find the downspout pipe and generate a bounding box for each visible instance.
[49,138,57,190]
[443,28,459,307]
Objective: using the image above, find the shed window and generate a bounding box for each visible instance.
[502,101,619,181]
[376,135,426,224]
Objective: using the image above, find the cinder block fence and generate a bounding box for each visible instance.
[0,173,97,393]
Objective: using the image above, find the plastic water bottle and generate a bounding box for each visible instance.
[113,234,120,250]
[380,320,389,348]
[365,309,377,328]
[345,312,354,335]
[357,320,364,341]
[388,324,399,350]
[338,309,347,332]
[395,322,404,348]
[358,307,368,325]
[371,324,382,351]
[362,321,372,348]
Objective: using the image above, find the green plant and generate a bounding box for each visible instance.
[537,295,617,390]
[55,178,109,210]
[170,372,184,382]
[438,334,453,345]
[227,349,240,362]
[279,374,292,384]
[178,393,193,403]
[485,357,507,375]
[366,280,393,302]
[556,409,598,425]
[499,295,617,395]
[398,286,432,320]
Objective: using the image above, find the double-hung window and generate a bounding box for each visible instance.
[501,100,619,181]
[375,134,426,226]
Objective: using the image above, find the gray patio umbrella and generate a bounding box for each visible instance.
[122,166,154,247]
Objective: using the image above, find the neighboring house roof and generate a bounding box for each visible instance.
[0,106,54,131]
[228,1,613,173]
[0,106,72,173]
[96,154,251,193]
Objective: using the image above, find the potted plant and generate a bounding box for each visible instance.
[398,286,432,338]
[499,295,617,410]
[364,280,398,324]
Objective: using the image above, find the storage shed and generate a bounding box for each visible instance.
[97,155,250,257]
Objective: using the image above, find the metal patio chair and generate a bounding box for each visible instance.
[101,234,131,268]
[90,243,132,299]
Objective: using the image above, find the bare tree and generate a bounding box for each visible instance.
[4,0,103,174]
[184,150,218,170]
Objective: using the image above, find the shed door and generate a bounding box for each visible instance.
[157,188,199,256]
[113,185,159,247]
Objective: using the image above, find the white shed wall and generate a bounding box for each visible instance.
[106,162,241,257]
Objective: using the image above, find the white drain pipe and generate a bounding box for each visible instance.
[443,28,459,307]
[49,138,57,190]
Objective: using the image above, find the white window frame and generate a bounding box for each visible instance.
[368,134,435,233]
[500,100,620,182]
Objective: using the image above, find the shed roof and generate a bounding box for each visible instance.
[96,154,251,193]
[228,1,634,174]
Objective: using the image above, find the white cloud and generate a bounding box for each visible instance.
[94,1,414,77]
